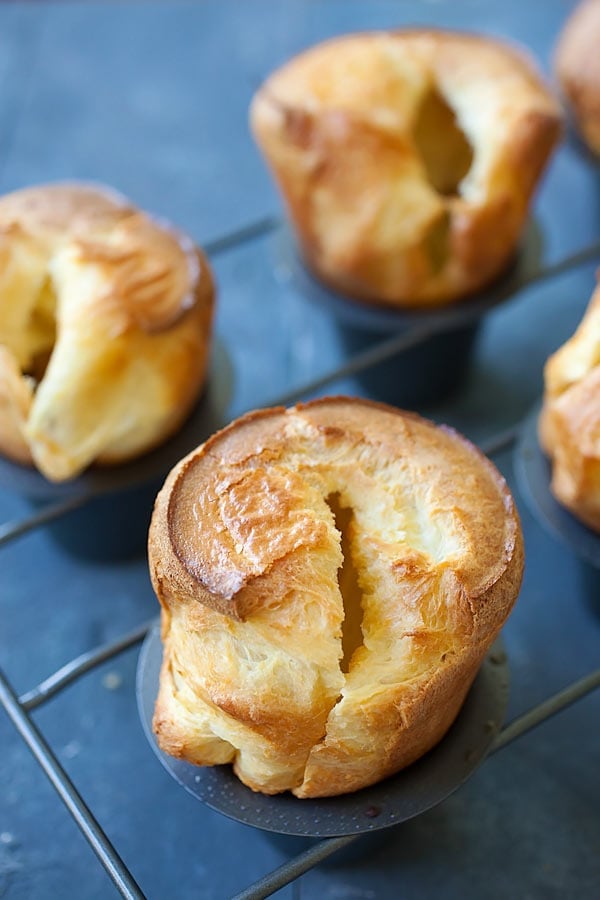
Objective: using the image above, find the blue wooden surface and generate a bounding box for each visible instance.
[0,2,599,898]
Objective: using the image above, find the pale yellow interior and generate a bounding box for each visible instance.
[24,276,57,383]
[413,85,474,197]
[326,492,365,675]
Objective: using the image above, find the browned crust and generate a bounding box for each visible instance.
[149,396,524,797]
[95,247,214,466]
[555,0,600,155]
[250,29,562,309]
[0,182,208,334]
[0,183,215,481]
[150,397,520,625]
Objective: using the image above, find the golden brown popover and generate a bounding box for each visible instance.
[0,183,214,481]
[540,278,600,531]
[251,30,562,309]
[149,397,523,798]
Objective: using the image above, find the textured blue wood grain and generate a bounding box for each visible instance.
[0,2,599,899]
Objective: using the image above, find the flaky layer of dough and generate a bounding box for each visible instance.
[251,30,562,308]
[540,279,600,531]
[150,397,523,798]
[0,183,214,481]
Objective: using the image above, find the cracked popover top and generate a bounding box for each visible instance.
[149,397,523,797]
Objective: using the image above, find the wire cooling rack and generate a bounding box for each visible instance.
[1,218,600,900]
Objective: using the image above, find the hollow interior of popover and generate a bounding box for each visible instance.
[413,85,473,198]
[24,275,57,384]
[326,492,365,674]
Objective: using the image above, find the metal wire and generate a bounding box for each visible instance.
[5,616,599,900]
[0,668,146,900]
[262,322,438,409]
[258,238,600,411]
[232,836,360,900]
[203,215,279,257]
[490,666,600,754]
[520,240,600,288]
[479,424,522,458]
[19,619,154,711]
[0,492,93,548]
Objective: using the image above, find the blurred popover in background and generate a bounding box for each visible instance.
[0,183,214,482]
[251,30,562,308]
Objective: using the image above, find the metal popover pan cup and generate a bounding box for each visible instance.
[515,403,600,619]
[136,621,510,863]
[276,222,543,408]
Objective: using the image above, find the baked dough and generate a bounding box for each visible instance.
[150,397,523,798]
[555,0,600,155]
[0,183,214,481]
[540,279,600,531]
[251,30,562,308]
